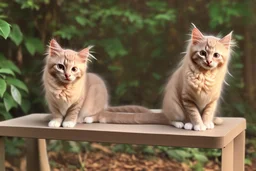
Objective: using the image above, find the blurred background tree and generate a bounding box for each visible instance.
[0,0,255,170]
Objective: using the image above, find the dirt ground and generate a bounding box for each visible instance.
[4,143,256,171]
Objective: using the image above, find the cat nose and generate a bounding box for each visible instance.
[65,74,71,78]
[206,60,212,65]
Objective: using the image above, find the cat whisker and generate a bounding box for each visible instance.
[224,80,230,86]
[227,70,233,78]
[89,54,97,60]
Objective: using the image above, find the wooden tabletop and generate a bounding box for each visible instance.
[0,114,246,148]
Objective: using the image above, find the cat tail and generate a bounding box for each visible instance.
[99,111,169,124]
[38,139,51,171]
[213,117,223,125]
[107,105,152,113]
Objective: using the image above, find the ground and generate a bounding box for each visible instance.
[4,143,256,171]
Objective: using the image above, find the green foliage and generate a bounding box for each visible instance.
[48,140,91,154]
[0,0,255,164]
[0,19,10,39]
[5,138,24,156]
[9,24,23,46]
[0,23,29,120]
[112,144,135,154]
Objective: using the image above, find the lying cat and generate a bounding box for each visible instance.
[43,39,151,128]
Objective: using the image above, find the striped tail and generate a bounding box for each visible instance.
[107,105,152,113]
[99,111,169,125]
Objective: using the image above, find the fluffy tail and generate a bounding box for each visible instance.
[107,105,152,113]
[99,110,169,124]
[214,117,223,125]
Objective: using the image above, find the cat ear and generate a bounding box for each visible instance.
[191,26,204,45]
[219,31,233,49]
[48,39,63,57]
[78,47,91,62]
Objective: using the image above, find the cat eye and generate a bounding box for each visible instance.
[57,64,65,70]
[199,50,207,57]
[213,53,220,58]
[71,67,78,72]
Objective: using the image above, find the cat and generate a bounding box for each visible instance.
[162,25,233,131]
[43,39,151,128]
[99,25,233,131]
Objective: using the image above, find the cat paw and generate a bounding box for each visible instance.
[84,117,94,124]
[184,123,193,130]
[194,124,206,131]
[62,121,76,128]
[204,122,214,129]
[171,121,184,129]
[48,120,61,128]
[99,117,107,123]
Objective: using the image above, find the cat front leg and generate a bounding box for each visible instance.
[62,102,83,128]
[202,100,217,130]
[48,105,63,128]
[182,98,206,131]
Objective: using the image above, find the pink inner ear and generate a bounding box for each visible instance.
[192,28,204,45]
[78,48,89,61]
[219,32,232,49]
[48,39,62,57]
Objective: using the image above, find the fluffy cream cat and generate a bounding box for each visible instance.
[43,39,150,128]
[162,25,233,131]
[99,25,233,131]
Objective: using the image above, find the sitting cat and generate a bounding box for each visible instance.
[43,39,151,128]
[162,25,233,131]
[99,25,233,131]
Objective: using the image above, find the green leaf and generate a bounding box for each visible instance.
[21,99,31,113]
[0,58,21,74]
[152,73,161,80]
[142,146,155,155]
[75,16,86,26]
[108,65,122,72]
[9,24,23,46]
[194,153,208,163]
[0,78,6,97]
[0,109,12,120]
[3,92,17,111]
[0,68,15,76]
[99,38,128,59]
[11,85,21,105]
[0,19,10,39]
[6,77,28,93]
[24,37,44,55]
[166,149,191,161]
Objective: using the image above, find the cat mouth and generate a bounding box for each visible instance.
[201,62,214,70]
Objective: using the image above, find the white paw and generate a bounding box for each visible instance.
[48,120,61,128]
[84,117,94,123]
[171,121,184,129]
[62,121,76,128]
[194,124,206,131]
[99,117,107,123]
[184,123,193,130]
[204,122,214,129]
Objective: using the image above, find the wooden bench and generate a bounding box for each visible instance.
[0,113,246,171]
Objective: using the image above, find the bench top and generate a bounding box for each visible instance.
[0,114,246,148]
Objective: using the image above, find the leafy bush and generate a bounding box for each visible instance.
[0,19,29,120]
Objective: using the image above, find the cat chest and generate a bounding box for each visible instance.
[56,99,71,116]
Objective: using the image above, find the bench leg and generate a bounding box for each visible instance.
[0,137,5,171]
[26,138,40,171]
[221,140,234,171]
[234,131,245,171]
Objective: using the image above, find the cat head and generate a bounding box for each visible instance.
[46,39,94,84]
[189,25,233,70]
